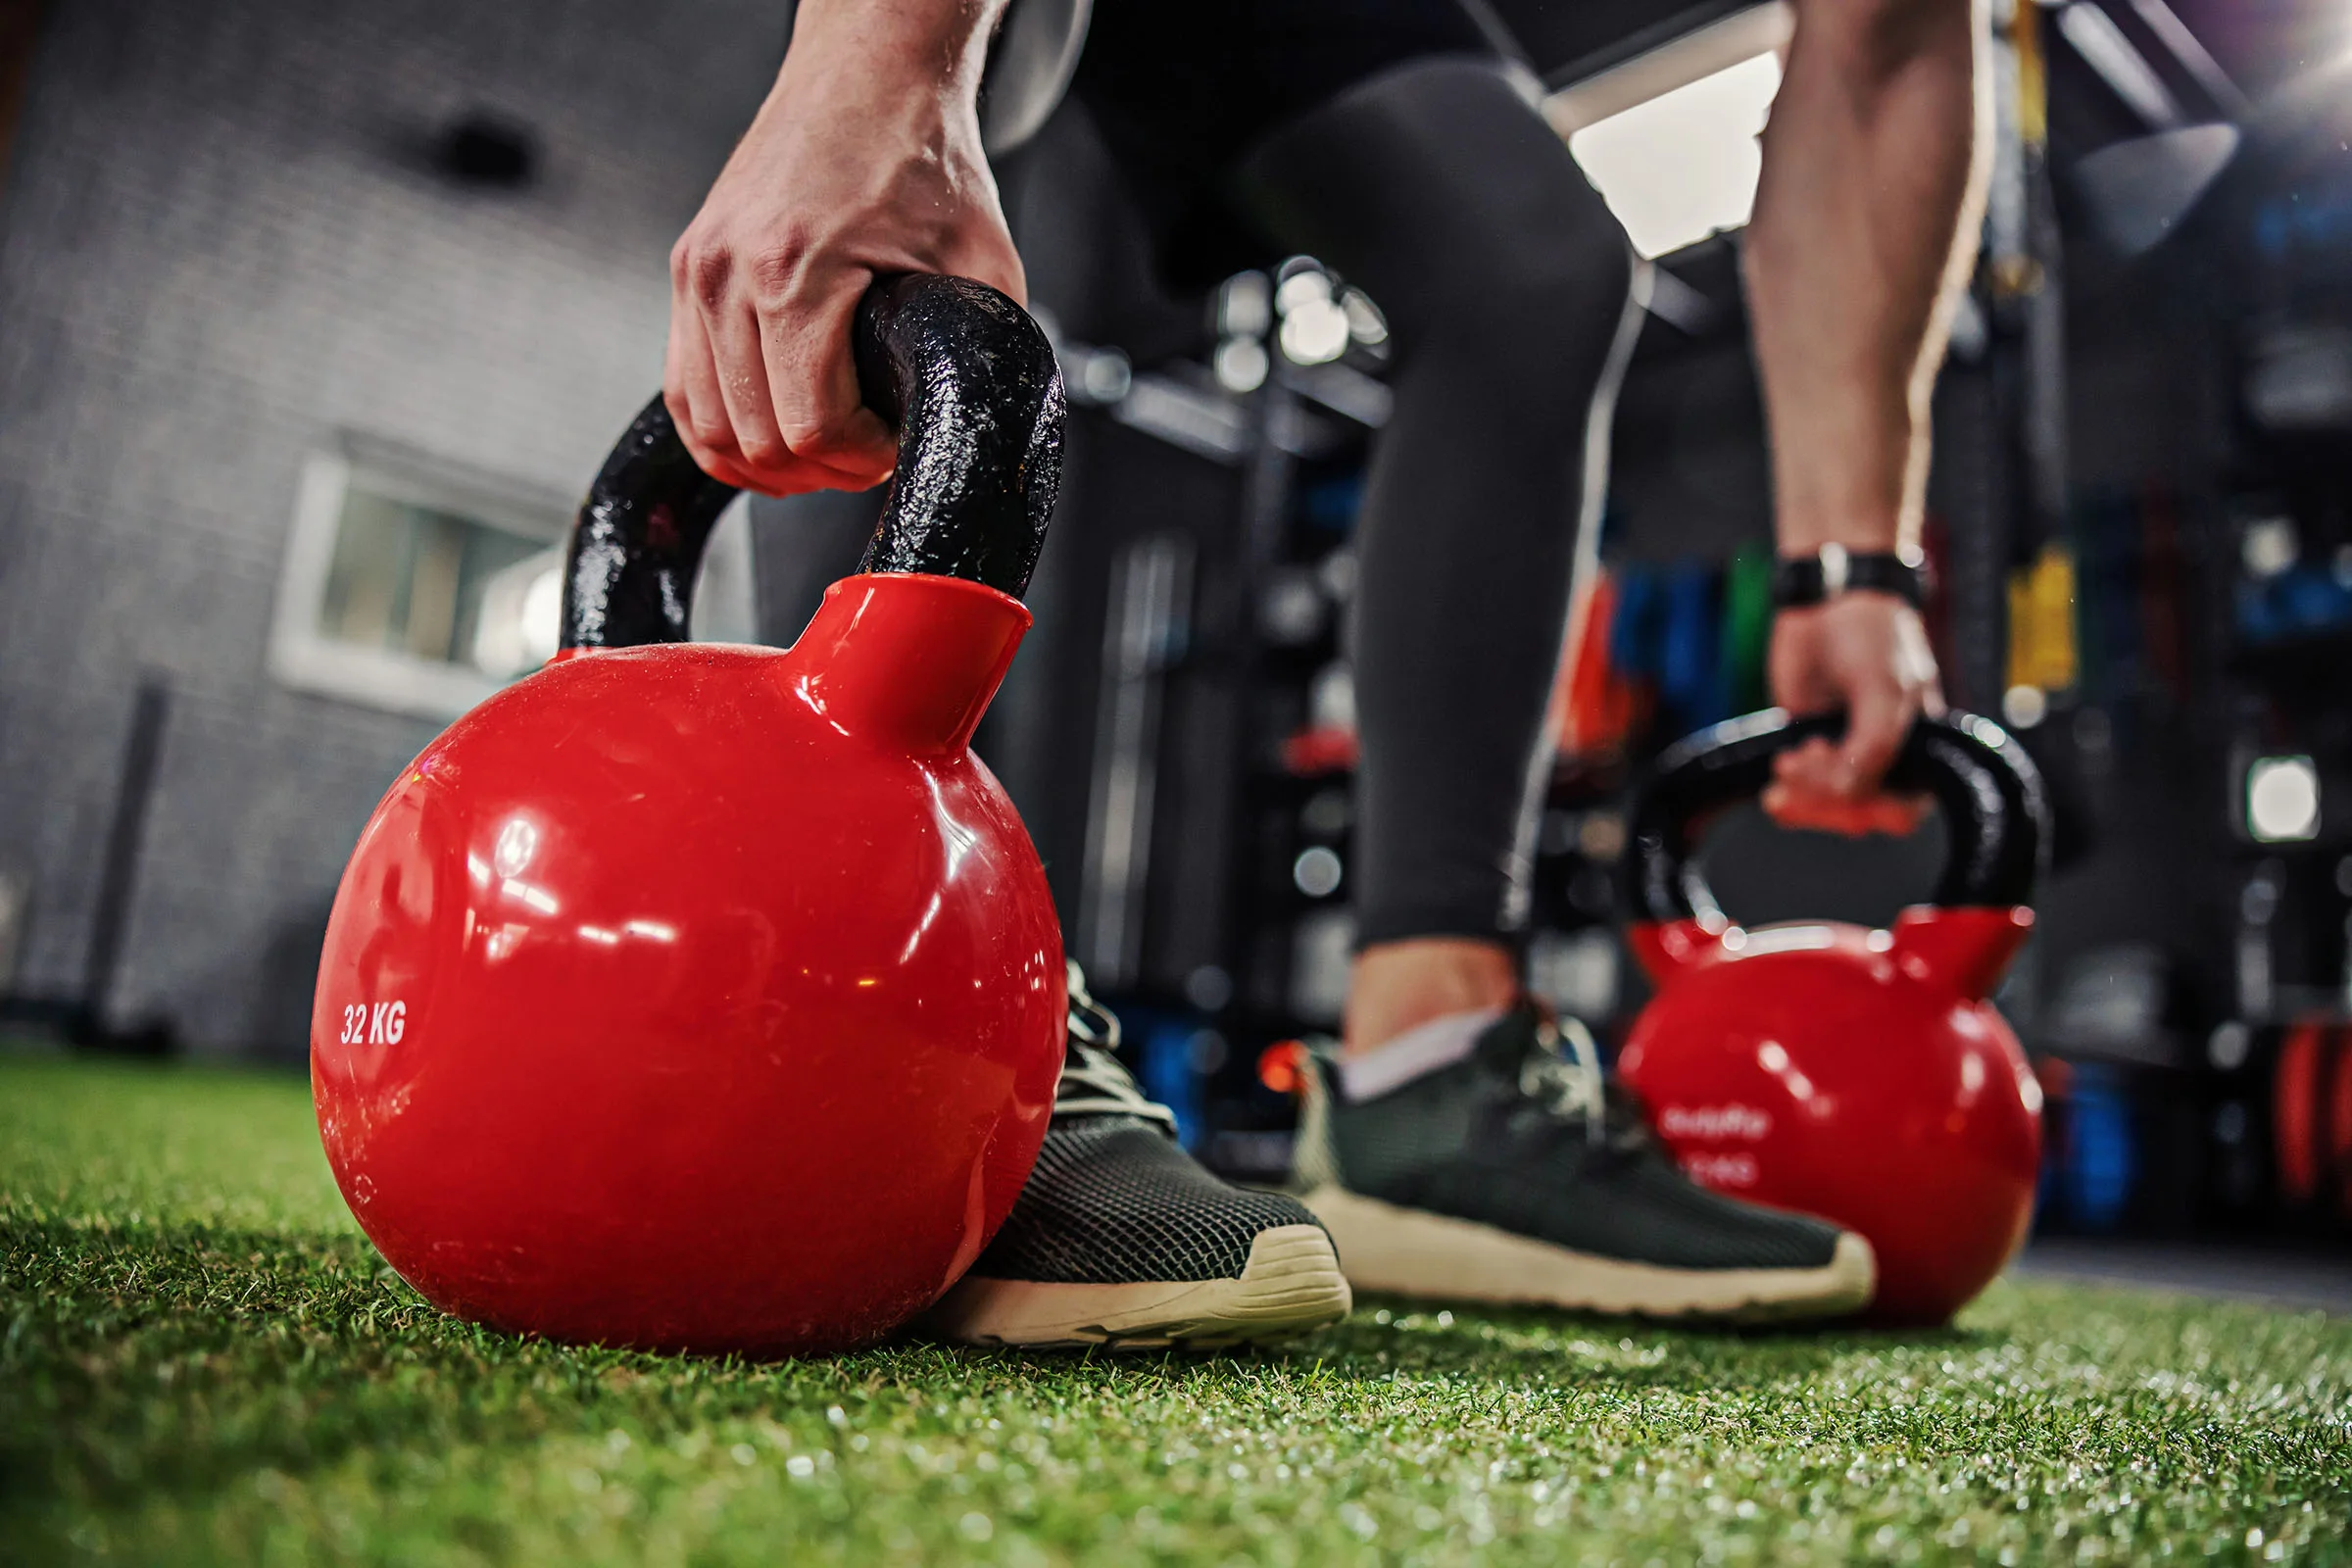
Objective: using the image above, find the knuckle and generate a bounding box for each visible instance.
[686,245,735,308]
[735,428,788,469]
[776,414,849,454]
[771,404,856,446]
[746,244,808,305]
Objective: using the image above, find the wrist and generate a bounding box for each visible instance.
[1772,544,1927,610]
[767,50,983,156]
[785,0,1004,96]
[1777,526,1909,558]
[1775,494,1920,557]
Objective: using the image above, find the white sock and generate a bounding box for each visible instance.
[1338,1006,1504,1102]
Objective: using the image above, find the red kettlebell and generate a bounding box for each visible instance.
[1615,710,2050,1325]
[311,275,1068,1356]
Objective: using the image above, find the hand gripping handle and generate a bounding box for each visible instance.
[1623,710,2051,929]
[559,274,1065,650]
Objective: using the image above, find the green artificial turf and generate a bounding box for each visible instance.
[3,1050,2349,1567]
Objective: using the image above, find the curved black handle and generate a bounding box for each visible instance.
[560,273,1064,649]
[1624,709,2050,927]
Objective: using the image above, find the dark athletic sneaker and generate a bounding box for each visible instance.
[924,965,1353,1349]
[1294,1003,1875,1322]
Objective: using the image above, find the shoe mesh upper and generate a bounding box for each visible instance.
[968,1116,1321,1286]
[1308,1004,1845,1273]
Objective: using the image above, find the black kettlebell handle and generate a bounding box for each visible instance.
[1624,710,2050,928]
[559,273,1065,649]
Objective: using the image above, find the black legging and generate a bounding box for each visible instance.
[1220,60,1639,945]
[757,5,1639,952]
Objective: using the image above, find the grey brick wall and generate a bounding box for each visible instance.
[0,0,787,1056]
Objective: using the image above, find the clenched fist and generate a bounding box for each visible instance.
[663,0,1026,497]
[1764,591,1943,835]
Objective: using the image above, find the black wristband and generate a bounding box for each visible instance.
[1772,545,1926,609]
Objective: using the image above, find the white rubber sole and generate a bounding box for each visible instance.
[1302,1186,1876,1323]
[923,1224,1353,1349]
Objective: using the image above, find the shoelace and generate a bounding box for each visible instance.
[1054,960,1180,1134]
[1514,1011,1651,1154]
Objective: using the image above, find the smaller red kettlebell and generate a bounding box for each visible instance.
[1615,710,2050,1325]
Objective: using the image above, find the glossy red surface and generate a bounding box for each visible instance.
[312,573,1065,1356]
[1619,906,2041,1325]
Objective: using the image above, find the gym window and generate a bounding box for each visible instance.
[268,437,755,720]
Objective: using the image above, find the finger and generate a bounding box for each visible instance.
[1892,606,1948,719]
[693,446,763,492]
[1763,784,1881,837]
[1874,793,1934,833]
[1770,738,1860,837]
[1764,786,1929,838]
[944,225,1030,308]
[665,290,758,485]
[737,450,894,498]
[662,290,710,458]
[1773,737,1842,792]
[1836,679,1916,802]
[698,291,795,490]
[674,281,894,496]
[762,276,899,484]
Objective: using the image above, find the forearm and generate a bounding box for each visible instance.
[1748,0,1987,557]
[780,0,1008,106]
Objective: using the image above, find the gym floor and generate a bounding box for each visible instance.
[8,1050,2347,1567]
[2017,1237,2352,1316]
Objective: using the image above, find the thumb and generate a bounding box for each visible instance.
[943,228,1029,310]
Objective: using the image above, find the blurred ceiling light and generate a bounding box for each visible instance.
[1214,335,1271,393]
[2241,516,2299,578]
[1077,345,1133,404]
[1279,297,1353,366]
[1275,269,1333,318]
[2246,326,2352,433]
[2055,1,2184,130]
[2070,122,2239,257]
[1564,51,1783,259]
[1293,846,1345,899]
[2125,0,2248,118]
[1219,271,1273,338]
[1545,2,1791,260]
[2246,756,2322,844]
[2001,685,2049,730]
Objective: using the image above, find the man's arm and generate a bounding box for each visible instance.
[1744,0,1989,826]
[665,0,1024,496]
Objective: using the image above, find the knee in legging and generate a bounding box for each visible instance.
[1406,209,1635,422]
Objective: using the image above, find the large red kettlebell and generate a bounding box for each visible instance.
[311,275,1069,1356]
[1615,710,2050,1325]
